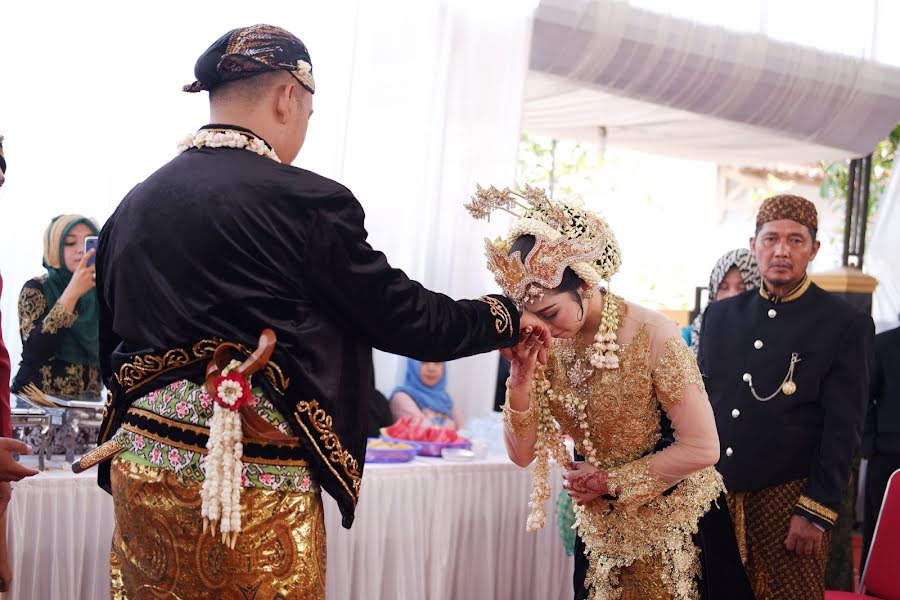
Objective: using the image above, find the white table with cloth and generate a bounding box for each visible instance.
[3,455,573,600]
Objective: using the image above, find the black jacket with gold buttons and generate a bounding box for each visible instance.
[698,281,874,529]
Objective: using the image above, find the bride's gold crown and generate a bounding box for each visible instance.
[465,184,621,307]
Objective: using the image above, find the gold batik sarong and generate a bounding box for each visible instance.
[617,553,669,600]
[727,479,830,600]
[109,457,326,600]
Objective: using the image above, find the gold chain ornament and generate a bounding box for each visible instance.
[743,353,801,401]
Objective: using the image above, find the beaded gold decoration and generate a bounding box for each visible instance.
[501,390,537,438]
[525,314,723,599]
[607,454,673,507]
[466,184,621,308]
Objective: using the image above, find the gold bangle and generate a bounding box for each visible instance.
[502,399,536,438]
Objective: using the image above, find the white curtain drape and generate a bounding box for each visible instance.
[0,0,533,419]
[523,0,900,164]
[868,168,900,333]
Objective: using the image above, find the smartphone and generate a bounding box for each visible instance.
[85,236,99,267]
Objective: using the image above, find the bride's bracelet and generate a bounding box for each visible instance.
[501,386,536,438]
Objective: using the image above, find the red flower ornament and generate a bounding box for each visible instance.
[212,372,251,411]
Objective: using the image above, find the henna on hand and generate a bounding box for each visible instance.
[566,470,610,496]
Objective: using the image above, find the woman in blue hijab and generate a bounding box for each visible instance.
[389,359,463,429]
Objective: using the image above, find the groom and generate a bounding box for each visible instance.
[94,24,549,598]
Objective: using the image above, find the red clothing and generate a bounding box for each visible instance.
[0,272,12,437]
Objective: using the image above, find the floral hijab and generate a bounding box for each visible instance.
[690,248,761,355]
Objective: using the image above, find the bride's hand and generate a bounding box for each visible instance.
[503,326,548,388]
[563,461,612,506]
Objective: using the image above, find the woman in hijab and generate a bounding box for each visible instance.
[12,214,102,398]
[689,248,761,356]
[389,359,464,429]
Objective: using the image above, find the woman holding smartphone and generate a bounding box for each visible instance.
[12,214,101,400]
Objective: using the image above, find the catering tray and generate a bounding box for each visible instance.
[380,428,471,457]
[365,438,419,463]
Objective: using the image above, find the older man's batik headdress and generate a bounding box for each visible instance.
[465,184,621,308]
[756,194,818,234]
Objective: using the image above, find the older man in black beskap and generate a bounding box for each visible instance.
[698,195,875,599]
[861,314,900,567]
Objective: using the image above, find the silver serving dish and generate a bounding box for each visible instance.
[12,391,105,470]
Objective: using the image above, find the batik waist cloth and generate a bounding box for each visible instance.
[112,379,318,493]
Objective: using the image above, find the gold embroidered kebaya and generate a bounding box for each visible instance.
[652,337,707,410]
[607,455,673,507]
[18,285,46,340]
[40,363,101,396]
[527,301,724,600]
[501,391,536,438]
[41,301,76,334]
[574,467,723,600]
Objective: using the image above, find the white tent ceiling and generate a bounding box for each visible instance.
[523,0,900,165]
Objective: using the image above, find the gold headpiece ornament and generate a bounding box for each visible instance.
[465,184,621,308]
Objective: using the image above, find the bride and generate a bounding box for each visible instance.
[467,186,752,599]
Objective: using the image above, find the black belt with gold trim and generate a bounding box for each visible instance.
[114,338,291,396]
[122,407,309,467]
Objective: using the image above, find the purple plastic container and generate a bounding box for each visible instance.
[380,429,472,457]
[365,438,419,463]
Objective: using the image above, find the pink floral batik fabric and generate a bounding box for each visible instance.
[114,379,316,493]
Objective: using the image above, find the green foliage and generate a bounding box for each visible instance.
[819,123,900,219]
[516,134,602,198]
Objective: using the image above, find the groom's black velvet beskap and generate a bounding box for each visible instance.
[95,128,520,527]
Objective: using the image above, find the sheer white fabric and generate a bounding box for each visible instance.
[5,456,572,600]
[523,0,900,163]
[868,168,900,333]
[0,0,533,421]
[324,457,572,600]
[5,465,115,600]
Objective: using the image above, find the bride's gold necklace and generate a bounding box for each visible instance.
[557,293,625,468]
[559,291,621,386]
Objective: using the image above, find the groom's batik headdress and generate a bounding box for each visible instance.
[465,184,621,308]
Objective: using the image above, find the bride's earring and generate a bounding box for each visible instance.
[590,290,620,370]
